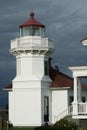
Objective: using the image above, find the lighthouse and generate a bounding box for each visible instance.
[9,11,54,126]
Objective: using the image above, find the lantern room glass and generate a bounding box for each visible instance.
[20,26,45,37]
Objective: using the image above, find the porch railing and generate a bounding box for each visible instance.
[53,102,87,123]
[78,102,87,114]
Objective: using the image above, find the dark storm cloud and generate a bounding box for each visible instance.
[0,0,87,89]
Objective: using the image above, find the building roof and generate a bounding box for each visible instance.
[80,38,87,42]
[19,11,45,28]
[49,58,73,88]
[51,74,73,88]
[3,84,12,91]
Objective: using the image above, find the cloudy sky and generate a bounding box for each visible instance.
[0,0,87,106]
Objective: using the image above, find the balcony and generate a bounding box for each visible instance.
[10,36,54,51]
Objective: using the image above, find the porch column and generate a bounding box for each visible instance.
[72,76,78,115]
[78,78,82,102]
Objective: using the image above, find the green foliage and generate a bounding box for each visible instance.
[52,118,78,130]
[78,127,85,130]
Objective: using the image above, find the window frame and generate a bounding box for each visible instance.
[44,96,49,122]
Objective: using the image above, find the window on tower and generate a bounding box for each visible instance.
[21,27,31,36]
[32,27,40,36]
[44,60,49,75]
[20,27,40,37]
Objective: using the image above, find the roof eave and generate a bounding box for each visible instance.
[51,86,71,90]
[3,88,12,91]
[19,24,45,28]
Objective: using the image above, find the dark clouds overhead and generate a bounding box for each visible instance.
[0,0,87,106]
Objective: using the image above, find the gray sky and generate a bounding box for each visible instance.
[0,0,87,105]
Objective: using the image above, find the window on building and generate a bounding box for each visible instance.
[44,60,49,75]
[44,96,49,122]
[82,97,86,102]
[69,96,73,105]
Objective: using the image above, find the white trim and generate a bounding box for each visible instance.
[51,87,71,90]
[69,66,87,70]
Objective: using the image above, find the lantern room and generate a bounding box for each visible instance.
[19,11,45,37]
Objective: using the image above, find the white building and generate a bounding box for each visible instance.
[5,11,87,127]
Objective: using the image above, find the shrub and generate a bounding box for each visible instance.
[78,127,85,130]
[52,118,78,130]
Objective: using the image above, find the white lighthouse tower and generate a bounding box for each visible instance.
[9,11,54,126]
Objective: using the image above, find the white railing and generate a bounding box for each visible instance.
[54,105,73,123]
[10,36,54,50]
[53,103,87,123]
[78,102,87,114]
